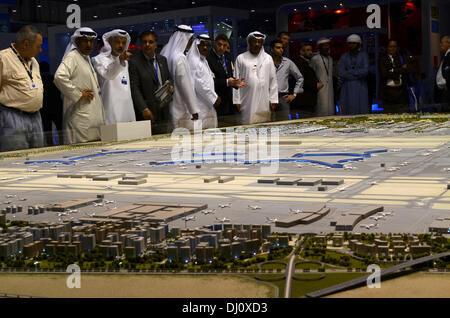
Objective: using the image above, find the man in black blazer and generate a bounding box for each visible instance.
[129,31,172,134]
[206,34,246,127]
[436,35,450,110]
[378,40,409,113]
[292,43,323,117]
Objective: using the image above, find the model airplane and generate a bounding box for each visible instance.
[57,212,69,217]
[248,205,261,210]
[215,217,231,223]
[104,200,115,204]
[5,194,15,198]
[19,198,27,201]
[218,203,232,208]
[369,215,385,221]
[289,208,303,214]
[182,216,196,221]
[380,212,393,217]
[93,202,104,207]
[201,209,216,215]
[266,217,278,223]
[68,209,78,214]
[360,223,378,230]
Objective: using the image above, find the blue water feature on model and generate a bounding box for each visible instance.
[24,150,148,165]
[149,150,388,169]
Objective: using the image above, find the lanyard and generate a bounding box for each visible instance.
[10,45,33,81]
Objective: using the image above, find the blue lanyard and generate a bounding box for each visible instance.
[154,59,160,84]
[10,45,33,81]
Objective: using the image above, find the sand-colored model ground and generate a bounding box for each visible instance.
[327,273,450,298]
[0,274,273,298]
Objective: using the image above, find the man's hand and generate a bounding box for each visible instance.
[235,104,241,112]
[213,96,222,108]
[80,89,94,102]
[317,82,324,90]
[270,103,277,112]
[142,108,154,122]
[191,113,199,120]
[119,51,132,64]
[169,85,174,95]
[283,94,296,104]
[228,78,248,88]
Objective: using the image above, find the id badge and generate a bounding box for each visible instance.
[29,82,38,90]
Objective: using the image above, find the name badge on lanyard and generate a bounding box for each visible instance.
[29,82,38,90]
[121,76,128,85]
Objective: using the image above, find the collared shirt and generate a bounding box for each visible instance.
[144,52,162,87]
[437,48,450,89]
[273,56,304,94]
[0,45,43,112]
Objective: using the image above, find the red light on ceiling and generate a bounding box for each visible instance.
[334,9,345,14]
[405,2,415,8]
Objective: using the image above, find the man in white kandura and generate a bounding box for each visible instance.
[92,29,136,124]
[160,25,199,131]
[310,37,334,116]
[233,31,278,125]
[54,27,104,144]
[187,34,221,129]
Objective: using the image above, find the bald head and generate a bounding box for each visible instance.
[440,35,450,54]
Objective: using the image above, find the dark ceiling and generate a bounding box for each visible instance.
[10,0,298,25]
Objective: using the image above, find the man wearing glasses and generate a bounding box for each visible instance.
[54,27,105,144]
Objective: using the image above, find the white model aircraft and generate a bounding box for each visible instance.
[369,215,385,221]
[248,205,261,210]
[19,198,27,201]
[93,202,104,207]
[266,217,278,223]
[218,203,232,208]
[289,208,303,214]
[182,216,196,221]
[104,200,115,204]
[68,209,78,214]
[215,217,231,223]
[5,194,15,198]
[380,212,393,217]
[360,223,378,230]
[57,212,69,217]
[201,209,216,215]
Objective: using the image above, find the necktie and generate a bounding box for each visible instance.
[222,56,228,74]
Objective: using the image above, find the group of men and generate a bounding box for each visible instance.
[1,24,449,153]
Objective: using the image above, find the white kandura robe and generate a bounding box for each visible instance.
[232,51,278,125]
[54,49,105,145]
[311,54,334,116]
[92,54,136,125]
[190,57,218,129]
[170,55,201,131]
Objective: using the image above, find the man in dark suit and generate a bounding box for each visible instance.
[435,35,450,111]
[39,61,63,146]
[378,39,409,113]
[206,33,246,127]
[129,31,172,134]
[292,43,323,118]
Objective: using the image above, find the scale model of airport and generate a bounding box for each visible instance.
[0,114,449,235]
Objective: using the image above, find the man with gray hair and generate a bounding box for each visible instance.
[0,25,44,152]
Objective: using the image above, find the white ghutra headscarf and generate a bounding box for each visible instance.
[97,29,130,57]
[186,34,211,75]
[160,25,194,75]
[246,31,270,78]
[62,27,97,61]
